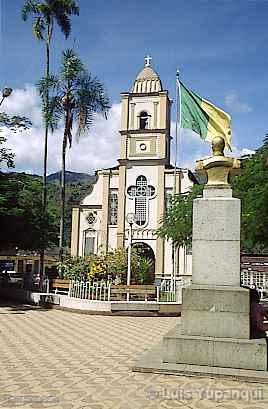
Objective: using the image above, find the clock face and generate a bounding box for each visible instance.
[133,139,154,155]
[139,143,147,151]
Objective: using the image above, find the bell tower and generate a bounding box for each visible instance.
[117,57,172,278]
[119,56,172,165]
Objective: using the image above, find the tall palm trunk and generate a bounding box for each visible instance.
[43,40,50,211]
[59,113,68,263]
[40,29,50,285]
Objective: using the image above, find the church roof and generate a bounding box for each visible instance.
[132,57,163,93]
[136,66,160,80]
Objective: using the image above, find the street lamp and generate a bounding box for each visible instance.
[0,87,13,106]
[126,212,136,301]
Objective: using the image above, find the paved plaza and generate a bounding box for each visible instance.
[0,302,268,409]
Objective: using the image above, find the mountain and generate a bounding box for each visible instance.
[47,171,96,185]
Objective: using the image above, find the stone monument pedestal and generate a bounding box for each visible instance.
[161,186,267,372]
[134,144,268,381]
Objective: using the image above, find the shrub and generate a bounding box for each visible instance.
[57,247,154,284]
[58,256,94,280]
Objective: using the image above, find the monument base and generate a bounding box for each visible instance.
[133,342,268,383]
[181,285,250,339]
[163,325,267,371]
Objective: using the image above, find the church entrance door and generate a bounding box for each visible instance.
[132,242,155,284]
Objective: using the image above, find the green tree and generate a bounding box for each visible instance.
[0,135,15,169]
[0,112,32,168]
[232,136,268,253]
[38,49,109,261]
[22,0,79,273]
[0,173,58,250]
[157,184,203,247]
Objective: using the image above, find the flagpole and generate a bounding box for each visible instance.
[173,70,181,193]
[172,70,181,292]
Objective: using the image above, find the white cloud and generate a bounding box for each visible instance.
[1,85,121,175]
[231,146,255,158]
[225,91,253,113]
[4,84,43,127]
[1,85,256,175]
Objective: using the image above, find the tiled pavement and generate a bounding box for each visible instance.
[0,302,268,409]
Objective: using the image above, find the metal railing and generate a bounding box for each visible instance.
[241,270,268,290]
[69,280,111,301]
[65,278,192,303]
[241,270,268,299]
[159,277,192,303]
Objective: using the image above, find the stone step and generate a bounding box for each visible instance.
[163,326,267,371]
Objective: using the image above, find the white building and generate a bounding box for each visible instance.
[71,57,196,280]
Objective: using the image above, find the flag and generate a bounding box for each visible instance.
[179,81,232,151]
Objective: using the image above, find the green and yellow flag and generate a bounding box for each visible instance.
[179,81,232,151]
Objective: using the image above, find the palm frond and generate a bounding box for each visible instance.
[37,75,63,131]
[62,0,79,15]
[37,74,60,100]
[75,109,94,139]
[61,49,85,83]
[53,0,79,16]
[21,0,39,21]
[33,16,46,40]
[37,48,110,146]
[74,75,110,138]
[55,13,71,38]
[46,96,63,132]
[37,3,52,22]
[80,75,110,112]
[22,0,79,42]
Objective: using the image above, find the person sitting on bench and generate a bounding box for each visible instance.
[250,288,268,339]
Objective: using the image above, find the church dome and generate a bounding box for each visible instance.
[132,56,163,93]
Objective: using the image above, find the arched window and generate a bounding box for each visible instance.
[139,111,150,130]
[108,190,118,225]
[83,229,96,256]
[127,175,155,227]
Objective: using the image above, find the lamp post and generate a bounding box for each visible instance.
[126,212,135,301]
[0,87,13,106]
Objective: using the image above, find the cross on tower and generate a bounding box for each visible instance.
[144,55,152,67]
[127,175,155,226]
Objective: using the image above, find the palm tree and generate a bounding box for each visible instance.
[22,0,79,274]
[38,49,110,261]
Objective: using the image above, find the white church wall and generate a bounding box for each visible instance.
[109,173,119,188]
[165,173,176,189]
[82,174,103,205]
[165,171,193,192]
[108,226,117,250]
[181,170,193,193]
[164,239,173,276]
[178,246,192,276]
[163,242,193,277]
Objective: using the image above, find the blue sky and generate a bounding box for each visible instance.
[1,0,268,174]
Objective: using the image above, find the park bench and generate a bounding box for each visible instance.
[110,284,156,301]
[51,279,70,294]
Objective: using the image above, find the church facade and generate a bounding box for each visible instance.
[70,58,195,280]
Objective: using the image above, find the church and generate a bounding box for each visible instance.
[70,57,196,280]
